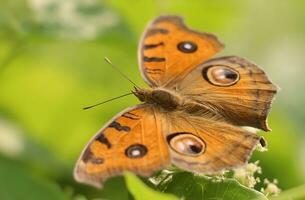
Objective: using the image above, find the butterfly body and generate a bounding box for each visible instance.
[134,88,182,110]
[74,15,278,188]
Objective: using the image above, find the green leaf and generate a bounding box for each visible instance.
[158,172,267,200]
[125,173,178,200]
[271,184,305,200]
[0,157,67,200]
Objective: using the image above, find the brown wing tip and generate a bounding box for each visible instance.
[73,161,104,189]
[225,134,261,172]
[230,133,261,170]
[261,88,278,132]
[261,115,272,132]
[152,15,184,26]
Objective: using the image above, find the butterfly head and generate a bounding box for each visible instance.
[132,87,148,102]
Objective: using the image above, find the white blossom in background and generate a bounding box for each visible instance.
[27,0,119,39]
[261,179,281,197]
[234,161,281,197]
[233,161,262,188]
[0,119,24,157]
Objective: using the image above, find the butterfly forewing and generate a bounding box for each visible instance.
[74,105,170,188]
[138,15,224,87]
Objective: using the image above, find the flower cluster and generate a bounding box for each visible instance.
[233,161,262,188]
[233,161,281,197]
[261,179,281,197]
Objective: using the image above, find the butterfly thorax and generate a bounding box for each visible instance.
[133,88,217,115]
[133,88,182,110]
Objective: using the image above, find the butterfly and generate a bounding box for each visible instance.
[74,15,278,188]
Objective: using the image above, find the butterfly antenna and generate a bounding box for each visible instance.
[83,92,133,110]
[104,57,140,88]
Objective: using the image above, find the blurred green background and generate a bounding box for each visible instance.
[0,0,305,199]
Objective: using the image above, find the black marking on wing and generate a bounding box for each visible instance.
[145,68,164,72]
[109,121,131,132]
[122,112,141,120]
[82,148,104,164]
[143,57,166,62]
[126,112,140,117]
[259,137,267,147]
[143,42,164,50]
[82,148,93,162]
[95,134,112,148]
[146,28,169,37]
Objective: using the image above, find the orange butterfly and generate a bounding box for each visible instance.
[74,15,278,188]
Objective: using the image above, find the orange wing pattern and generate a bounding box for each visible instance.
[138,15,224,87]
[74,105,170,188]
[177,56,278,131]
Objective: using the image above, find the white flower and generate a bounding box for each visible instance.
[233,161,261,188]
[261,179,281,196]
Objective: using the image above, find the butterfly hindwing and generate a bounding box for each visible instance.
[138,15,224,87]
[74,105,170,188]
[176,56,278,131]
[163,111,260,173]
